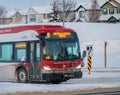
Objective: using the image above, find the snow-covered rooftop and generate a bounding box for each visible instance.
[5,10,16,18]
[75,2,91,10]
[75,1,101,11]
[32,6,52,14]
[4,9,28,18]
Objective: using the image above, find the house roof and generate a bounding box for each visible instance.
[5,10,17,18]
[101,0,120,8]
[75,2,91,10]
[111,0,120,6]
[32,6,52,14]
[4,9,28,18]
[75,1,101,11]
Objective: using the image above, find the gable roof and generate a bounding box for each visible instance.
[75,2,91,10]
[4,9,28,18]
[101,1,116,8]
[110,0,120,6]
[101,0,120,8]
[5,10,16,18]
[31,6,52,14]
[75,5,87,12]
[75,1,100,12]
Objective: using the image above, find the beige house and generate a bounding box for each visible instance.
[0,6,52,25]
[13,11,27,24]
[27,6,51,23]
[0,11,13,25]
[0,17,12,25]
[0,10,27,25]
[100,0,120,23]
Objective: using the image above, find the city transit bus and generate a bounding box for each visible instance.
[0,24,85,83]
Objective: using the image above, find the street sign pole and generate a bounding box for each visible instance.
[86,45,93,74]
[87,55,92,74]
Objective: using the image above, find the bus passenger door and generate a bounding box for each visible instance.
[29,42,41,79]
[35,42,41,78]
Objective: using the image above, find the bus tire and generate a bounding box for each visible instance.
[17,68,28,83]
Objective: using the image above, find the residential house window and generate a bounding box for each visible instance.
[43,14,47,19]
[29,14,36,22]
[118,7,120,13]
[47,14,51,19]
[102,8,108,15]
[109,8,114,14]
[79,11,85,18]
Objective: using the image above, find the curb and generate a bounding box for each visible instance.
[82,68,120,72]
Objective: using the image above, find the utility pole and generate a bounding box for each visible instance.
[104,41,107,68]
[62,0,65,26]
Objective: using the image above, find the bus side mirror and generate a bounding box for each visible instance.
[82,50,86,59]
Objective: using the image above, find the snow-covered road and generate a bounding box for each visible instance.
[0,71,120,95]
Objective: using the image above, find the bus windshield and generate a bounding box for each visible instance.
[42,39,81,60]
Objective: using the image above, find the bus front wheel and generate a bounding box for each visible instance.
[17,68,28,83]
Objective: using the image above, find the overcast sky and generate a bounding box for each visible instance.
[0,0,120,11]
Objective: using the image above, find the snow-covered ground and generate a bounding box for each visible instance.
[80,40,120,68]
[0,71,120,94]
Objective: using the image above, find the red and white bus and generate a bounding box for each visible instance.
[0,24,85,83]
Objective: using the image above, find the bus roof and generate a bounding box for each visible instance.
[0,24,67,34]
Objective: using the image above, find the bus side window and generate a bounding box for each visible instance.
[15,48,26,61]
[15,42,27,62]
[0,44,2,58]
[0,43,13,61]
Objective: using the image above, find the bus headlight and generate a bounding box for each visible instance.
[76,65,81,69]
[43,66,52,70]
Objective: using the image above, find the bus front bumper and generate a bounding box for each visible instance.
[42,70,83,82]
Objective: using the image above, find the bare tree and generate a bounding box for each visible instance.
[62,0,76,21]
[0,6,6,24]
[50,0,76,22]
[0,6,6,17]
[87,0,101,22]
